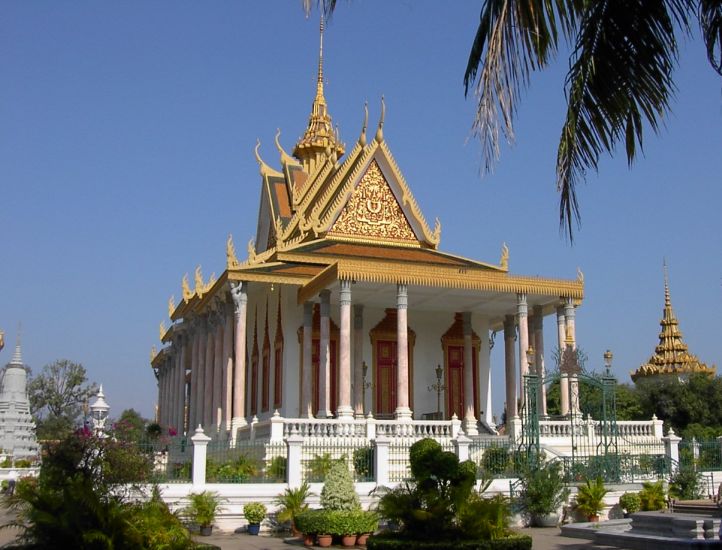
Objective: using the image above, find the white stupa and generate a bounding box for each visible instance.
[0,340,39,458]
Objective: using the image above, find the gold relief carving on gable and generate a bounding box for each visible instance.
[329,160,417,242]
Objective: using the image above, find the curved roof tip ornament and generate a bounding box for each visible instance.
[375,95,385,143]
[358,101,369,146]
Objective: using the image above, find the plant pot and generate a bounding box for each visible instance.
[341,534,357,547]
[303,534,315,547]
[199,525,213,536]
[247,522,261,535]
[588,514,600,523]
[356,533,370,546]
[532,513,560,527]
[317,534,333,547]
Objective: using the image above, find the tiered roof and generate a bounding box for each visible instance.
[631,268,715,382]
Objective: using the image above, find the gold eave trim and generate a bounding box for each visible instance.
[227,270,310,287]
[297,263,339,305]
[335,259,584,298]
[326,234,423,249]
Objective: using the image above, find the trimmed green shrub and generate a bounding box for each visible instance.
[296,509,378,536]
[321,461,361,511]
[619,492,640,514]
[517,460,569,518]
[366,533,533,550]
[243,502,267,524]
[639,480,666,511]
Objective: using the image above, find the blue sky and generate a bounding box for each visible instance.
[2,2,721,421]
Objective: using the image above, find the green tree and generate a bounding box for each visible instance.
[313,0,722,239]
[28,359,97,440]
[114,408,148,443]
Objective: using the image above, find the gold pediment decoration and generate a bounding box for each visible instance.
[329,160,417,244]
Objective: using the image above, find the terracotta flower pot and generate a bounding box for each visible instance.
[341,534,357,547]
[356,533,370,547]
[317,534,333,547]
[588,514,600,523]
[303,534,315,547]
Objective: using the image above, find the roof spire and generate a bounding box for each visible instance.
[293,14,345,172]
[663,257,671,309]
[10,329,22,367]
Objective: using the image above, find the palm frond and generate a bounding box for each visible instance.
[700,0,722,74]
[556,0,693,240]
[463,0,579,173]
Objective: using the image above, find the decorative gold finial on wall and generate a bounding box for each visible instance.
[194,265,204,295]
[159,321,166,341]
[168,295,175,318]
[500,242,509,270]
[227,233,240,269]
[359,101,368,146]
[182,274,192,302]
[375,96,385,143]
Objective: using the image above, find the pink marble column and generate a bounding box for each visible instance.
[353,304,364,417]
[230,282,248,430]
[195,321,207,429]
[189,323,199,429]
[564,297,580,415]
[301,301,314,418]
[533,306,547,417]
[462,312,478,435]
[222,306,233,431]
[212,316,223,430]
[557,305,569,416]
[318,290,332,418]
[503,315,517,422]
[395,284,412,420]
[204,318,215,428]
[337,280,353,418]
[516,293,529,401]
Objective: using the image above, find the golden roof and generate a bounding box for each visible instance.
[631,268,715,382]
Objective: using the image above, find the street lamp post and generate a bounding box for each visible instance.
[89,385,110,436]
[427,364,446,419]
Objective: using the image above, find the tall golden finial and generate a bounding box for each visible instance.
[359,101,368,146]
[194,265,204,295]
[168,295,175,318]
[317,12,325,99]
[375,95,386,143]
[227,233,240,269]
[159,321,166,341]
[500,242,509,270]
[182,273,192,302]
[663,258,671,308]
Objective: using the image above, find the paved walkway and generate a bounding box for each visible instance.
[195,528,619,550]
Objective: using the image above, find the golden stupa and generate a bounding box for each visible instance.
[631,266,715,382]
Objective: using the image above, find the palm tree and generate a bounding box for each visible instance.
[308,1,722,240]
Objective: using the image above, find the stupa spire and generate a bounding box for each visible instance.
[631,262,716,382]
[293,14,345,174]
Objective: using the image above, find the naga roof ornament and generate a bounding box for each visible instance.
[631,263,715,382]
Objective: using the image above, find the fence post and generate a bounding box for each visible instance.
[286,430,304,488]
[508,416,522,443]
[450,414,462,439]
[651,414,664,439]
[663,428,682,475]
[270,410,285,442]
[374,436,390,487]
[691,437,700,464]
[454,433,471,462]
[365,412,377,441]
[250,415,258,441]
[191,425,211,486]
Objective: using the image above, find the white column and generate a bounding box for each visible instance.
[565,297,580,415]
[212,315,223,430]
[301,301,314,418]
[222,306,233,431]
[462,312,478,435]
[158,363,165,426]
[230,282,248,433]
[318,289,332,418]
[353,305,364,417]
[477,316,492,426]
[337,280,354,418]
[173,337,183,433]
[533,306,547,418]
[395,283,412,420]
[179,335,190,434]
[557,305,569,417]
[503,315,517,423]
[516,294,529,402]
[203,318,215,428]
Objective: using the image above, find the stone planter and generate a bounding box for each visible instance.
[532,513,560,527]
[199,525,213,536]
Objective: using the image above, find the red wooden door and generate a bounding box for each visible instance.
[376,340,397,415]
[446,345,479,419]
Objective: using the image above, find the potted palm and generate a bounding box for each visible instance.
[517,460,570,526]
[244,502,267,535]
[185,491,222,536]
[274,481,312,536]
[575,477,608,522]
